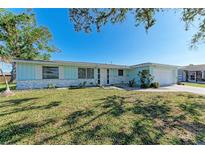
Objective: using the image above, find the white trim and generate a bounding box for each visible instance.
[131,63,178,69]
[59,66,64,80]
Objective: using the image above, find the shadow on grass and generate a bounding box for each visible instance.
[61,95,126,130]
[2,93,205,144]
[70,124,103,144]
[85,95,204,144]
[101,95,126,117]
[131,102,171,120]
[0,98,39,109]
[171,137,195,144]
[63,110,94,126]
[0,84,16,92]
[0,119,55,144]
[35,95,126,144]
[0,101,61,117]
[179,103,205,117]
[111,118,165,145]
[36,95,165,144]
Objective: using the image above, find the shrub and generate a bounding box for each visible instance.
[201,78,205,81]
[150,82,160,88]
[82,81,87,87]
[128,79,136,87]
[177,81,185,85]
[138,70,154,88]
[79,81,87,88]
[177,81,182,85]
[78,83,82,88]
[47,83,56,89]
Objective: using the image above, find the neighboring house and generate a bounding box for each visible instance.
[178,64,205,83]
[0,72,11,83]
[14,60,178,89]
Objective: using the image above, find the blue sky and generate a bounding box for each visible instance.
[2,8,205,72]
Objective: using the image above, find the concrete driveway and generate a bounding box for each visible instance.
[138,84,205,95]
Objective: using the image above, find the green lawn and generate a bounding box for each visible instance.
[0,83,16,92]
[0,88,205,144]
[181,82,205,88]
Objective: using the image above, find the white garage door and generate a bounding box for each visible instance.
[153,68,176,86]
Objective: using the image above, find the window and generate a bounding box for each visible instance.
[118,69,124,76]
[78,68,94,79]
[87,68,94,79]
[78,68,86,79]
[42,66,59,79]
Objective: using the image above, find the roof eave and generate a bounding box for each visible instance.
[13,59,131,69]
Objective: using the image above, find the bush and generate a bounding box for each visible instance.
[82,81,87,87]
[201,78,205,81]
[79,81,87,88]
[150,82,160,88]
[138,70,154,88]
[177,81,182,85]
[47,83,56,89]
[128,79,136,87]
[141,84,150,88]
[177,81,184,85]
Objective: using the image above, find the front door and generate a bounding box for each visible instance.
[107,69,109,84]
[196,71,202,82]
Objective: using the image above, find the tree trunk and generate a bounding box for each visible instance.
[0,67,14,96]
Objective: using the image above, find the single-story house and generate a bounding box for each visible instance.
[13,60,178,89]
[178,64,205,83]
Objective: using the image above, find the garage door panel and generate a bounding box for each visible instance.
[153,68,175,86]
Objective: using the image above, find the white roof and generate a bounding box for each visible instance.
[130,62,178,68]
[13,60,179,69]
[13,59,130,69]
[181,64,205,71]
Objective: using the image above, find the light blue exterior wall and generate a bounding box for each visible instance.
[149,66,154,75]
[110,68,117,78]
[110,68,129,78]
[16,62,151,84]
[94,68,98,80]
[124,69,129,78]
[17,63,99,81]
[64,66,98,80]
[16,63,36,80]
[64,66,78,80]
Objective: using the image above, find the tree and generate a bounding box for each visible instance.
[0,9,59,96]
[69,8,205,48]
[138,70,154,88]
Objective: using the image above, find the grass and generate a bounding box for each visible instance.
[0,87,205,144]
[181,82,205,88]
[0,83,16,92]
